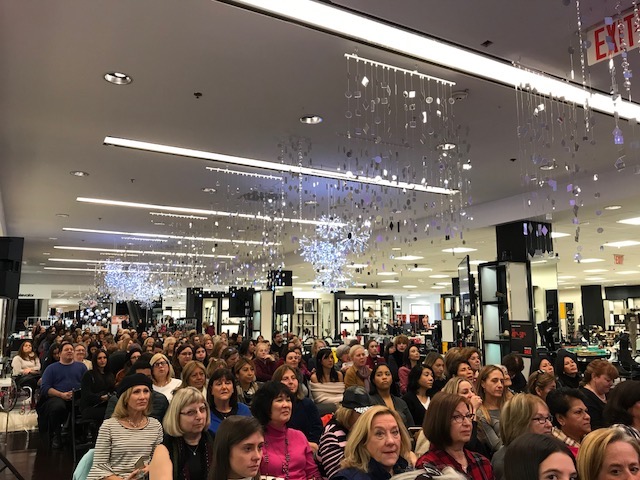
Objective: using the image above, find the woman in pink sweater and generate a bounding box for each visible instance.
[251,381,320,480]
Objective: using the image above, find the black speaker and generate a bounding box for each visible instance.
[0,237,24,299]
[275,292,294,315]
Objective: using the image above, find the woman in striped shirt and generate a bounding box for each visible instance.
[87,373,163,480]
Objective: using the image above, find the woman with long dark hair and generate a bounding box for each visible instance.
[398,344,421,394]
[80,349,115,424]
[11,340,41,391]
[504,433,575,480]
[402,364,434,427]
[368,363,414,427]
[208,416,263,480]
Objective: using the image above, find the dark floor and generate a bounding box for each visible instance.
[0,431,74,480]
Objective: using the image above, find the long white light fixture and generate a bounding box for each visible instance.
[77,196,343,226]
[221,0,640,120]
[62,227,279,246]
[104,137,458,195]
[44,266,179,274]
[54,245,235,259]
[49,258,193,267]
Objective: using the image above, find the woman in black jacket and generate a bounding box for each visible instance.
[554,349,582,389]
[402,364,433,427]
[80,349,115,424]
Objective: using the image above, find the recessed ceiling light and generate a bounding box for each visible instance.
[436,142,456,151]
[391,247,402,251]
[441,247,477,253]
[436,282,451,286]
[378,272,397,276]
[291,276,299,279]
[70,171,89,177]
[202,187,217,193]
[584,269,608,273]
[604,240,640,248]
[558,275,576,279]
[618,217,640,225]
[429,274,450,278]
[606,205,623,210]
[551,232,570,238]
[103,72,132,85]
[55,213,69,218]
[300,115,323,125]
[42,252,50,256]
[346,263,369,269]
[408,267,432,272]
[381,279,399,283]
[616,271,640,275]
[48,237,58,241]
[579,258,605,263]
[585,276,606,281]
[431,285,446,289]
[402,285,417,288]
[395,255,424,261]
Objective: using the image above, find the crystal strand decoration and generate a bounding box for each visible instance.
[611,3,624,145]
[575,0,591,133]
[617,2,633,97]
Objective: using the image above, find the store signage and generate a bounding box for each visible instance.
[18,284,52,299]
[586,9,639,65]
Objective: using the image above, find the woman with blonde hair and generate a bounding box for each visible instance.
[577,427,640,480]
[527,370,557,401]
[176,360,207,397]
[149,387,214,480]
[163,336,177,361]
[475,365,507,455]
[492,393,553,480]
[333,405,413,480]
[150,353,182,402]
[87,374,163,480]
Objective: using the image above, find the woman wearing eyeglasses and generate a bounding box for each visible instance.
[151,353,183,402]
[491,393,553,480]
[149,387,214,480]
[416,392,493,480]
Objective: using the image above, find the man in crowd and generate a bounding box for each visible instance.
[37,341,87,448]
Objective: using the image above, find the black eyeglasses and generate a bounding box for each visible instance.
[451,413,474,424]
[531,415,553,424]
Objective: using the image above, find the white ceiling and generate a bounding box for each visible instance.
[2,0,640,307]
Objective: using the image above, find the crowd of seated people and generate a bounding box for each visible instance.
[26,321,640,480]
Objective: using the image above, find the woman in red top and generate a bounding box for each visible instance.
[417,392,493,480]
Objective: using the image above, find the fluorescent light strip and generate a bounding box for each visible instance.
[49,258,193,267]
[604,240,640,248]
[121,237,168,243]
[224,0,640,120]
[63,227,279,246]
[77,196,342,226]
[44,267,180,274]
[205,166,282,181]
[54,245,235,259]
[149,212,208,220]
[104,137,457,195]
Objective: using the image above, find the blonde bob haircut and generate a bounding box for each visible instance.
[577,427,640,480]
[113,383,153,419]
[500,393,548,446]
[162,386,210,437]
[179,360,207,389]
[340,405,411,473]
[150,353,176,382]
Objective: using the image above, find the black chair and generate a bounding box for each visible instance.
[615,334,640,380]
[70,390,98,465]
